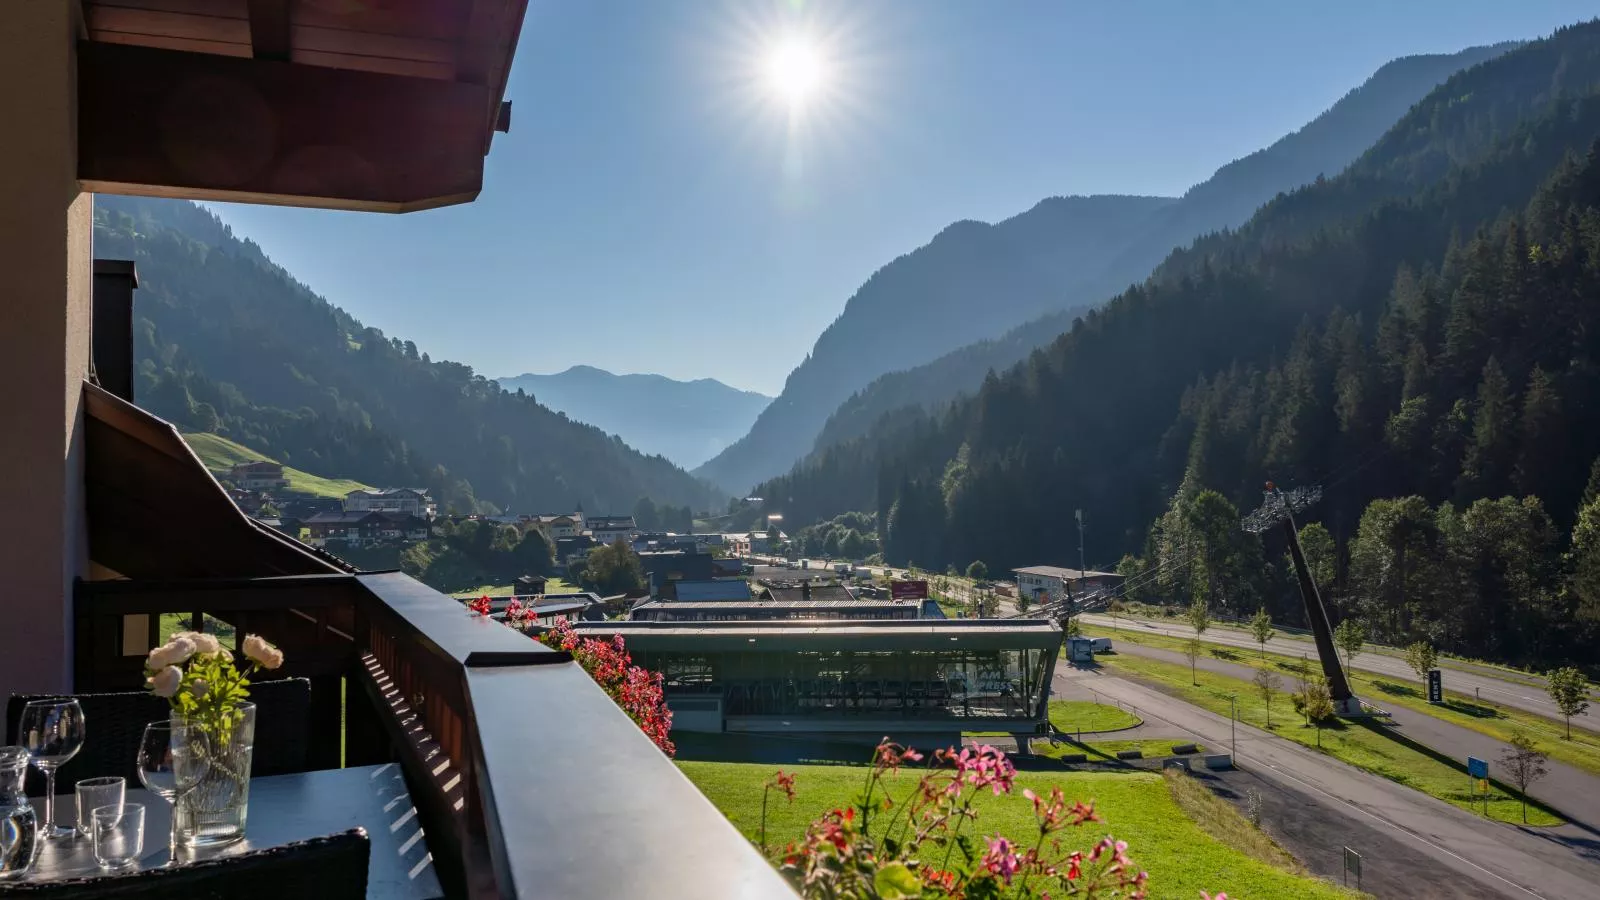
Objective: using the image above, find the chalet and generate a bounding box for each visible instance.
[343,487,435,518]
[528,514,582,540]
[229,460,288,491]
[303,511,386,547]
[1013,565,1124,606]
[585,514,637,545]
[277,497,343,521]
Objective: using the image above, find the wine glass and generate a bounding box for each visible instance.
[19,699,86,839]
[135,722,208,865]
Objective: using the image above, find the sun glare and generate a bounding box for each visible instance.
[767,38,824,105]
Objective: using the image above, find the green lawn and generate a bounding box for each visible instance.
[1049,699,1140,733]
[1031,738,1203,761]
[1086,625,1600,777]
[183,432,372,499]
[1103,608,1588,692]
[461,578,581,597]
[678,761,1353,899]
[1089,647,1566,826]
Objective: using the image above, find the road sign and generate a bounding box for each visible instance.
[1427,668,1443,703]
[1467,756,1488,779]
[890,579,928,601]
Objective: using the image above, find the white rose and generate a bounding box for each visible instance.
[147,666,183,698]
[187,678,208,700]
[146,637,196,671]
[173,631,226,657]
[242,634,284,670]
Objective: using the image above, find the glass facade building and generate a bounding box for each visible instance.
[574,620,1063,734]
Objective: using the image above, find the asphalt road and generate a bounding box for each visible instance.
[1102,639,1600,829]
[1078,612,1590,727]
[1054,664,1600,900]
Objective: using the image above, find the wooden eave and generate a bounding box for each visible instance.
[78,0,529,213]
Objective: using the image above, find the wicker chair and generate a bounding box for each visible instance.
[0,828,369,899]
[6,678,313,796]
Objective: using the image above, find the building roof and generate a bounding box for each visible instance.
[304,511,383,525]
[347,487,430,498]
[634,598,907,612]
[1013,566,1121,580]
[671,580,752,602]
[759,584,856,604]
[573,619,1065,653]
[587,516,638,529]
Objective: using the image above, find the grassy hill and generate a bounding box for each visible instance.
[182,432,371,499]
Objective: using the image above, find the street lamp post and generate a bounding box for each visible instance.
[1230,694,1237,761]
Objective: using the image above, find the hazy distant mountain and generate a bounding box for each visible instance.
[704,40,1519,493]
[692,194,1178,494]
[495,366,771,469]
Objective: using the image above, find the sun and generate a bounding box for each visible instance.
[766,38,824,106]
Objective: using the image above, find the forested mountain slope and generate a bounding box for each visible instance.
[753,21,1600,666]
[692,194,1177,494]
[808,42,1516,457]
[97,197,721,514]
[495,366,770,469]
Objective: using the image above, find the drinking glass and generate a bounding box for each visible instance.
[91,803,143,870]
[75,776,124,838]
[135,723,207,865]
[18,699,85,839]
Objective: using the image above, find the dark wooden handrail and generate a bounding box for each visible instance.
[76,572,795,899]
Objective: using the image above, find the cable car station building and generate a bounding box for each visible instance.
[575,619,1064,734]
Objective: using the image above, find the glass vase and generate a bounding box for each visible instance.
[174,703,254,847]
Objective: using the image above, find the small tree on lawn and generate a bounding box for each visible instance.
[1109,597,1125,631]
[1185,638,1202,685]
[1294,675,1335,747]
[1546,667,1591,740]
[1404,640,1437,686]
[1187,596,1210,637]
[1499,729,1549,824]
[1254,666,1282,728]
[1016,589,1031,613]
[966,559,988,581]
[1334,617,1367,669]
[1250,606,1273,658]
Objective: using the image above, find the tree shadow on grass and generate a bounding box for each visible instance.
[1350,718,1573,826]
[1370,680,1503,719]
[1209,647,1241,662]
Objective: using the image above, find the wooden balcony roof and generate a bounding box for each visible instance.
[78,0,529,212]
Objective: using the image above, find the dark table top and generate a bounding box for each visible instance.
[16,764,441,899]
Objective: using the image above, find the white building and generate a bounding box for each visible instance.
[1012,565,1123,606]
[343,487,436,518]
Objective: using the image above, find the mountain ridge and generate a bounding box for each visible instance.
[698,40,1517,497]
[495,366,771,469]
[98,196,723,516]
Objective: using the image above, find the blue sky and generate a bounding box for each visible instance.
[206,0,1594,396]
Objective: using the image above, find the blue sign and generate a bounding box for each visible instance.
[1467,756,1488,779]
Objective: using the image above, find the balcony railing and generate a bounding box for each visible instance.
[76,570,795,899]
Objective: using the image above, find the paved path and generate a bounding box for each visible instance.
[1055,664,1600,900]
[1102,639,1600,829]
[1079,613,1592,727]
